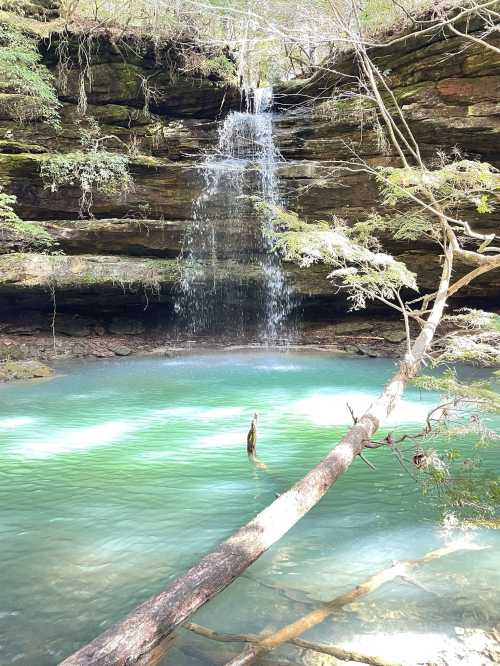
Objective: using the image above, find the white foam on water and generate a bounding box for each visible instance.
[64,393,95,401]
[16,420,132,458]
[198,406,243,420]
[344,631,469,666]
[0,416,37,429]
[194,430,245,449]
[144,405,243,426]
[148,406,203,420]
[291,391,437,426]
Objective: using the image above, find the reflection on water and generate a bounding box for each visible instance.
[0,352,498,665]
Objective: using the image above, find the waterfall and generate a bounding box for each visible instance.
[175,87,294,342]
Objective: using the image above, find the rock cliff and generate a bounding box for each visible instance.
[0,3,498,354]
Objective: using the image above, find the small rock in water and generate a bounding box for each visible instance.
[357,344,382,357]
[145,346,173,356]
[343,343,363,355]
[111,345,132,356]
[93,349,114,358]
[0,360,53,382]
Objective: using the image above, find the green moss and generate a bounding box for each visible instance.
[130,154,167,169]
[61,63,143,105]
[0,186,55,251]
[392,82,429,103]
[40,150,132,216]
[0,19,60,125]
[0,138,47,154]
[0,150,45,185]
[0,359,53,382]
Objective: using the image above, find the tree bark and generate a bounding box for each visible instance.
[59,246,453,666]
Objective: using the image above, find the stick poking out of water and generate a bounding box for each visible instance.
[247,412,258,458]
[247,413,267,470]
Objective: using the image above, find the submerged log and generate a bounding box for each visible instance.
[225,542,486,666]
[185,622,402,666]
[179,640,297,666]
[60,247,453,666]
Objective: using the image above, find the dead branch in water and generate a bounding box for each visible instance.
[225,542,487,666]
[247,412,268,470]
[185,622,402,666]
[247,412,258,458]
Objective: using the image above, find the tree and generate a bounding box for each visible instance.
[60,3,499,664]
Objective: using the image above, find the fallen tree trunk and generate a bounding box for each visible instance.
[60,246,452,666]
[225,542,485,666]
[185,621,402,666]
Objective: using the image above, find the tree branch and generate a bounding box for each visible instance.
[225,542,487,665]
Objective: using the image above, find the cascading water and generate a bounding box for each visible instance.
[175,87,294,343]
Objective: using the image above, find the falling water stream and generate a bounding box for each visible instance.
[176,88,293,342]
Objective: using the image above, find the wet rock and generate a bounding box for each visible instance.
[382,329,407,343]
[110,345,132,356]
[147,346,176,357]
[3,313,49,335]
[92,349,114,358]
[56,315,94,337]
[109,318,146,335]
[343,343,364,355]
[0,359,53,382]
[335,321,374,335]
[356,344,383,358]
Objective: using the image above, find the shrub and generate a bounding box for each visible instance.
[0,20,60,125]
[0,186,56,251]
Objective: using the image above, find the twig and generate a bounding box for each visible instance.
[347,402,358,424]
[185,622,402,666]
[358,453,376,470]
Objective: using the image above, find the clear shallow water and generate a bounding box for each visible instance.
[0,352,498,665]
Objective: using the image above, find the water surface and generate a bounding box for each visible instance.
[0,352,498,665]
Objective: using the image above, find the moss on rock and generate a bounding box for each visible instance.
[0,358,53,381]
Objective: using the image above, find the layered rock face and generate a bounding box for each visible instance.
[0,6,498,349]
[273,15,500,305]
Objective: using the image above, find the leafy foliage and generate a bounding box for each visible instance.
[0,21,60,125]
[434,309,500,367]
[444,308,500,331]
[40,150,132,217]
[413,370,500,414]
[355,211,436,244]
[409,368,499,518]
[0,187,56,251]
[259,202,417,310]
[182,50,237,83]
[378,160,499,213]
